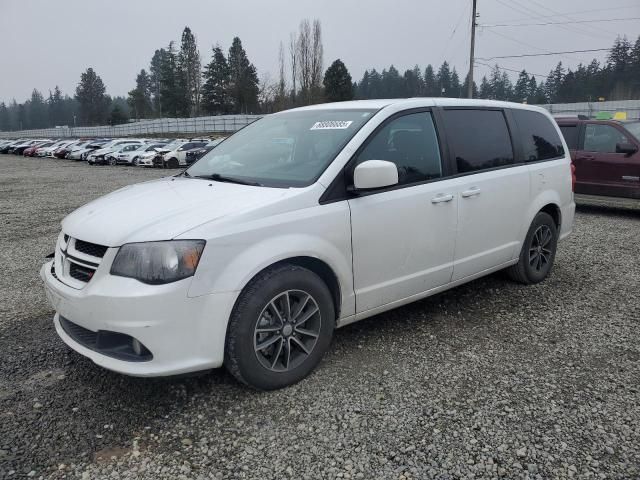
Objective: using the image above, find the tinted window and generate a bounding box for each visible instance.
[584,124,629,153]
[355,112,442,185]
[512,110,565,161]
[442,109,514,173]
[559,125,579,150]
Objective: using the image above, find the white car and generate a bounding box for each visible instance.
[41,98,575,390]
[116,143,168,166]
[104,142,146,165]
[137,140,188,167]
[161,141,208,168]
[87,140,145,165]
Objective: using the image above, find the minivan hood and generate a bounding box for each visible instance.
[61,177,293,246]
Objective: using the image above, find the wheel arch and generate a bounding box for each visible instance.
[539,203,561,229]
[236,256,342,321]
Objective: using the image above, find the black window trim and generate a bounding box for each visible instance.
[319,107,451,204]
[438,106,521,178]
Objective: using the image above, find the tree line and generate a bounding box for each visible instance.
[1,27,639,132]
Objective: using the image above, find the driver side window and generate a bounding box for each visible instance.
[355,112,442,186]
[584,124,629,153]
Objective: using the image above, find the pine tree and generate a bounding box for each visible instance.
[48,86,65,126]
[0,102,9,131]
[514,70,530,102]
[424,65,437,96]
[461,73,478,98]
[368,69,382,98]
[201,45,232,114]
[323,59,353,102]
[127,70,153,119]
[178,27,202,116]
[450,68,461,98]
[149,49,166,116]
[436,62,452,96]
[227,37,259,113]
[382,66,403,98]
[28,89,48,128]
[75,68,110,125]
[159,42,180,117]
[356,70,370,99]
[109,104,129,125]
[478,76,491,99]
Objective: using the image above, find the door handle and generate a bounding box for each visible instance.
[461,187,481,198]
[431,193,454,204]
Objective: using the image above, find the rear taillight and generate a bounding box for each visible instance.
[570,162,576,192]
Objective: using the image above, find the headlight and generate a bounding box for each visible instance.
[110,240,205,285]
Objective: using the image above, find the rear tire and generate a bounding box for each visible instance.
[507,212,558,284]
[225,264,335,390]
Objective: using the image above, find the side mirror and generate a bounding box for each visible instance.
[353,160,399,190]
[616,142,638,155]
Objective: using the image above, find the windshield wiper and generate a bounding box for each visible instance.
[196,173,262,186]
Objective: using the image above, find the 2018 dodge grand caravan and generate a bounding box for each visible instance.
[41,99,575,390]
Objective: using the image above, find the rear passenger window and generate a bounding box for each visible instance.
[356,112,442,185]
[513,110,565,161]
[559,125,579,150]
[441,109,514,174]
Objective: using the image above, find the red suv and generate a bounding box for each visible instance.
[556,118,640,200]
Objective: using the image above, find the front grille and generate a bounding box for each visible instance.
[74,239,108,258]
[69,263,95,282]
[54,233,109,288]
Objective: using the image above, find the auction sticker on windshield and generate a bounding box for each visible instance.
[310,121,353,130]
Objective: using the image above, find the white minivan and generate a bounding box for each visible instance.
[41,99,575,389]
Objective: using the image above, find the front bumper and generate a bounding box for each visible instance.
[40,260,237,376]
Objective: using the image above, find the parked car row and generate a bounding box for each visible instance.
[0,136,225,168]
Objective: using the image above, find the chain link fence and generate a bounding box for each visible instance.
[0,115,263,139]
[539,99,640,120]
[2,100,639,140]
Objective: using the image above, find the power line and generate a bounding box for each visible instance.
[494,4,640,24]
[477,48,611,61]
[492,0,613,41]
[484,17,640,28]
[526,0,621,37]
[482,28,590,63]
[475,61,550,79]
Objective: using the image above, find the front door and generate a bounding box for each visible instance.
[348,111,457,313]
[576,122,640,198]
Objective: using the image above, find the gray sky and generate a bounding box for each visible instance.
[1,0,639,102]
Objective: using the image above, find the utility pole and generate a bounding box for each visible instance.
[467,0,478,98]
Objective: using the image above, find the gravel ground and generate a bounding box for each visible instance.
[1,155,639,480]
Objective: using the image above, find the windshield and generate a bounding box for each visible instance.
[186,108,377,187]
[624,122,640,141]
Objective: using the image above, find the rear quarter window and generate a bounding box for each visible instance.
[513,109,565,161]
[441,109,514,174]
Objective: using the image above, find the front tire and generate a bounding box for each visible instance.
[167,157,179,169]
[507,212,558,284]
[225,264,335,390]
[132,157,139,166]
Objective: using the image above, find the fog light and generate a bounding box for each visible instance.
[132,338,142,356]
